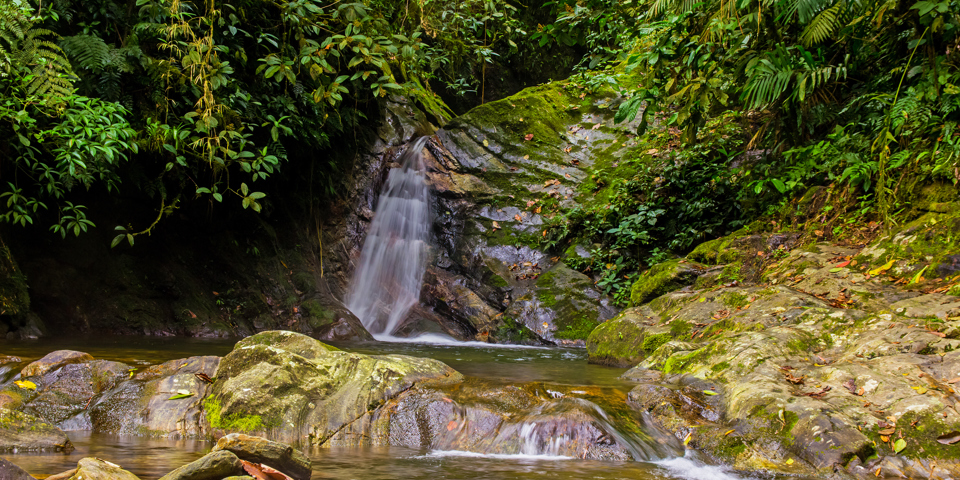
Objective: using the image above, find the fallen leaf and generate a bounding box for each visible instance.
[912,386,929,394]
[703,390,718,396]
[168,390,195,400]
[524,133,534,141]
[842,379,858,394]
[893,438,907,453]
[683,432,692,446]
[879,427,896,436]
[514,214,522,222]
[869,259,895,276]
[724,429,735,436]
[937,432,960,444]
[482,139,489,147]
[592,123,602,130]
[647,148,658,155]
[14,380,36,390]
[194,373,214,384]
[880,435,890,442]
[447,421,458,431]
[829,268,842,273]
[836,260,851,268]
[523,155,530,160]
[785,458,794,465]
[492,221,500,230]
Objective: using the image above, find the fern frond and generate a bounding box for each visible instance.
[801,2,843,46]
[61,34,110,71]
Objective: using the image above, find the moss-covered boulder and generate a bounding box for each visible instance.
[586,307,673,367]
[158,450,245,480]
[204,330,463,445]
[629,259,704,305]
[0,408,73,452]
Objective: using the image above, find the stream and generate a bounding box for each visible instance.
[0,336,772,480]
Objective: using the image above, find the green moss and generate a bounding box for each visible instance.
[630,259,700,306]
[487,274,509,288]
[494,316,536,343]
[642,333,672,353]
[670,320,692,337]
[721,291,750,309]
[663,348,708,374]
[301,299,335,329]
[554,315,600,340]
[711,361,731,372]
[718,262,744,283]
[203,396,264,432]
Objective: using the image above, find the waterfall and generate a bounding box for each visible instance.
[346,137,431,338]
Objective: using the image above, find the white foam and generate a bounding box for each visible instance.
[371,332,549,349]
[655,455,753,480]
[419,450,573,461]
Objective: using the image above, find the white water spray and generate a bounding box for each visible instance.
[346,137,431,338]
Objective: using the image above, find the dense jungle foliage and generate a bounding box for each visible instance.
[0,0,560,243]
[1,0,958,304]
[532,0,960,304]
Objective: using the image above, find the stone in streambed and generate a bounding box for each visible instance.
[205,330,463,446]
[20,350,93,378]
[0,408,73,452]
[211,433,311,480]
[158,450,244,480]
[68,457,140,480]
[0,458,35,480]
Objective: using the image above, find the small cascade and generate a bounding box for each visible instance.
[346,137,431,338]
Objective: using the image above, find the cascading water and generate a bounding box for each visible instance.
[346,137,431,338]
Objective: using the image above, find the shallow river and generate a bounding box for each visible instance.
[1,336,775,480]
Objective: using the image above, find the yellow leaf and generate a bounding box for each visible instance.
[683,432,692,446]
[14,380,37,390]
[724,429,735,436]
[912,386,928,394]
[482,139,489,147]
[786,459,794,465]
[869,260,895,276]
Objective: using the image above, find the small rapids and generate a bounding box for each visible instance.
[346,137,432,338]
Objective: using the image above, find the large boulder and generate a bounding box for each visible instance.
[204,330,463,445]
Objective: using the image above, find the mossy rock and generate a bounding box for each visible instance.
[686,228,799,285]
[0,408,74,452]
[206,330,463,445]
[629,259,705,306]
[585,307,670,367]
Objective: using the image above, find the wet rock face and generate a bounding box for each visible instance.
[374,83,636,343]
[205,330,463,445]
